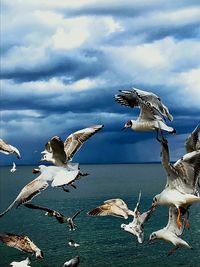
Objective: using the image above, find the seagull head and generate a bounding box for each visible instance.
[149,232,157,241]
[152,194,160,208]
[36,249,44,259]
[122,120,133,130]
[32,165,47,174]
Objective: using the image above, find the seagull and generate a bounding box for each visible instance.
[68,240,80,247]
[0,165,79,218]
[153,137,200,228]
[0,139,21,159]
[149,207,191,256]
[185,124,200,153]
[87,199,134,219]
[24,203,83,231]
[62,256,80,267]
[40,125,104,166]
[10,257,31,267]
[121,192,155,243]
[115,88,175,135]
[0,233,43,259]
[10,162,17,173]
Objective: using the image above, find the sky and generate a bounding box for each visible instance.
[0,0,200,165]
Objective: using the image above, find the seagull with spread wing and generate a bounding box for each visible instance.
[10,162,17,173]
[149,207,190,256]
[0,165,79,218]
[0,139,21,159]
[115,88,175,135]
[121,192,155,243]
[24,203,83,231]
[87,199,134,219]
[152,137,200,228]
[40,125,104,166]
[0,233,43,259]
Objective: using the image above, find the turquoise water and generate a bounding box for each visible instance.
[0,164,199,267]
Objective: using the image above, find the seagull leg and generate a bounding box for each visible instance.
[156,129,161,142]
[167,246,179,256]
[62,186,70,193]
[70,183,77,189]
[185,210,190,229]
[176,207,182,229]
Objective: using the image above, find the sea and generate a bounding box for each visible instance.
[0,164,199,267]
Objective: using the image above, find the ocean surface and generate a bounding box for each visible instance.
[0,164,199,267]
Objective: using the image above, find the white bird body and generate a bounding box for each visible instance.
[154,188,200,208]
[10,257,31,267]
[129,119,174,132]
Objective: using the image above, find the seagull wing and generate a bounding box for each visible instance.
[104,199,128,210]
[133,88,173,121]
[24,203,65,223]
[71,210,83,220]
[0,176,48,218]
[0,139,21,159]
[64,125,104,161]
[134,191,141,213]
[173,150,200,194]
[139,208,155,225]
[185,124,200,153]
[159,138,179,187]
[165,207,185,236]
[49,136,66,163]
[0,233,38,254]
[24,203,64,217]
[114,90,139,108]
[87,203,113,216]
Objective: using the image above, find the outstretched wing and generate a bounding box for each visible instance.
[115,88,173,121]
[64,125,104,161]
[173,150,200,194]
[134,191,141,213]
[71,210,83,220]
[185,124,200,153]
[24,203,64,217]
[0,177,48,218]
[165,207,185,236]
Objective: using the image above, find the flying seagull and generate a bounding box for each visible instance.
[24,203,83,231]
[62,256,80,267]
[10,162,17,173]
[0,233,43,259]
[121,192,155,243]
[68,240,80,247]
[185,124,200,153]
[115,88,175,135]
[10,257,31,267]
[0,165,79,218]
[40,125,104,166]
[0,139,21,159]
[149,207,190,256]
[152,137,200,228]
[87,199,134,219]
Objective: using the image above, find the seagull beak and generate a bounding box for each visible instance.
[32,168,40,174]
[121,126,126,131]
